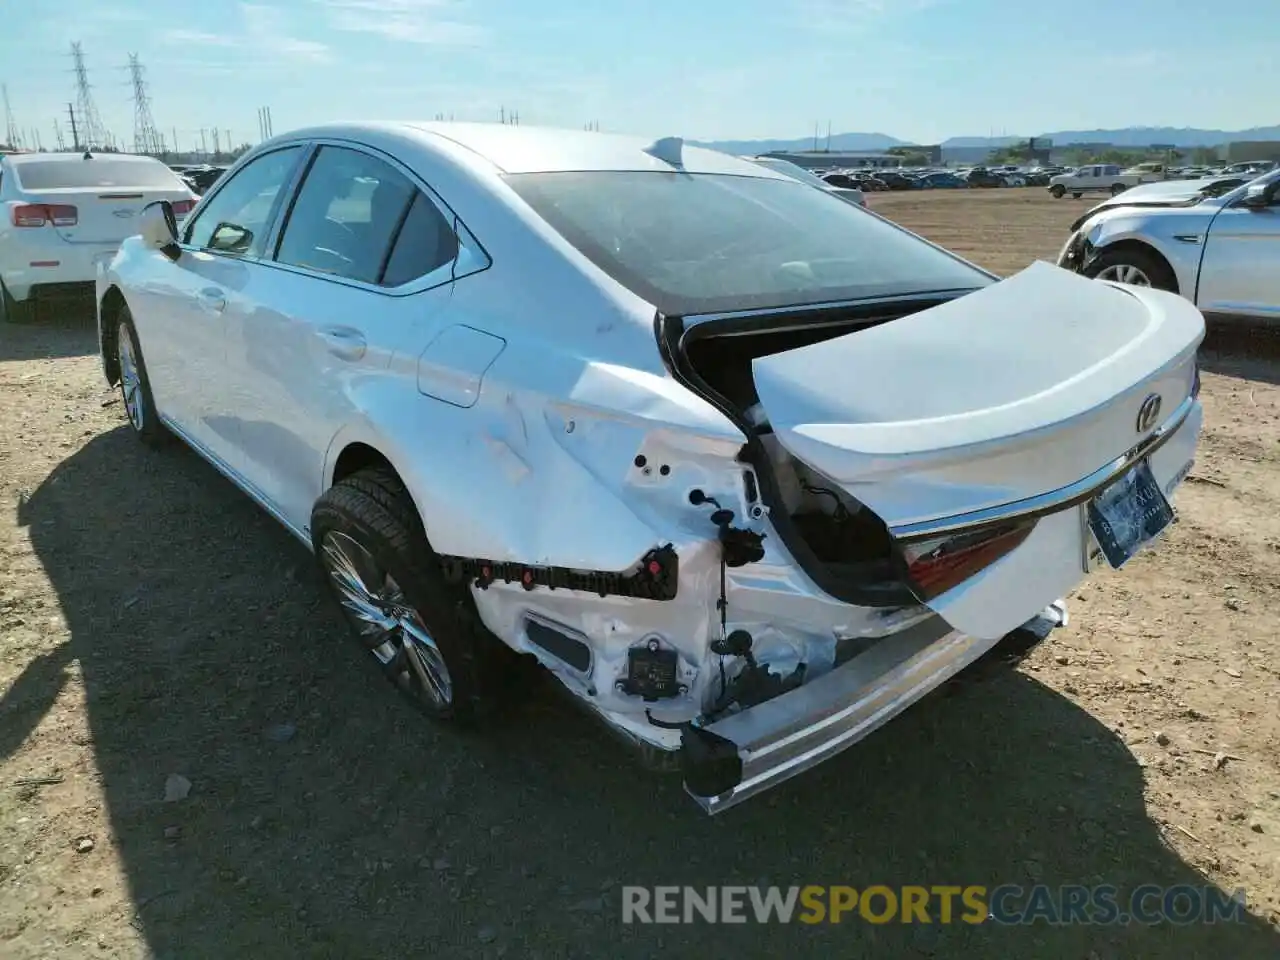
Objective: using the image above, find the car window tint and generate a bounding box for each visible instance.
[185,146,302,257]
[381,192,459,287]
[275,146,415,284]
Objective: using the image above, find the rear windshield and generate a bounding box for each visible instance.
[506,171,990,315]
[13,158,184,191]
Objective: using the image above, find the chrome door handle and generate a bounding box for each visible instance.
[197,287,226,313]
[316,326,367,361]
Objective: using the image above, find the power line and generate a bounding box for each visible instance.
[70,42,107,149]
[127,53,162,155]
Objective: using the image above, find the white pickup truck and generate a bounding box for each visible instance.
[1048,162,1167,199]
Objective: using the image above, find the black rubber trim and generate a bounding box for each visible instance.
[439,544,679,601]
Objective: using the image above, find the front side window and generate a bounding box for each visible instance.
[275,146,417,284]
[507,171,990,315]
[185,146,303,257]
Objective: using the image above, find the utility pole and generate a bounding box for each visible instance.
[211,127,220,157]
[66,102,80,151]
[499,105,506,124]
[172,126,179,153]
[54,118,66,150]
[200,128,207,156]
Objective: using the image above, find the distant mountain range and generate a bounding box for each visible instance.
[696,126,1280,154]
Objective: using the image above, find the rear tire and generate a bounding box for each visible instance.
[1072,192,1083,199]
[1110,183,1128,196]
[0,281,32,324]
[116,307,169,446]
[311,467,520,725]
[1084,247,1177,292]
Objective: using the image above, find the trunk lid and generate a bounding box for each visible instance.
[23,186,194,244]
[750,262,1205,638]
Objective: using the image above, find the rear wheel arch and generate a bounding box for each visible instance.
[99,286,128,384]
[324,440,435,547]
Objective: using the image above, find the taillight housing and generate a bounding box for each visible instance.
[10,203,78,228]
[172,198,196,217]
[900,520,1036,602]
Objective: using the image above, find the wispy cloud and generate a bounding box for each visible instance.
[159,28,240,47]
[317,0,485,46]
[160,5,331,62]
[241,4,332,60]
[793,0,945,33]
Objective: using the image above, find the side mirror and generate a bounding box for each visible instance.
[208,222,254,255]
[1239,183,1274,209]
[139,200,179,256]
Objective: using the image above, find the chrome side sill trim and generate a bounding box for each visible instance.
[890,395,1196,542]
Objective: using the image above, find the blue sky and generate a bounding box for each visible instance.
[3,0,1278,150]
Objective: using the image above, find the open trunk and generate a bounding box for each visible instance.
[673,262,1205,640]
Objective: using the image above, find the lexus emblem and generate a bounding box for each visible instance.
[1136,393,1162,433]
[112,209,135,218]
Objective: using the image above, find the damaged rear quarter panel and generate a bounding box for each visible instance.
[324,268,748,574]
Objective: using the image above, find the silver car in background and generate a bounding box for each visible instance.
[1058,168,1280,323]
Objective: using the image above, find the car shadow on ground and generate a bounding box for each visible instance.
[1200,322,1280,386]
[0,306,98,364]
[9,427,1279,959]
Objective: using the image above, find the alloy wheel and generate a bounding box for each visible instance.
[320,530,454,708]
[1095,263,1152,287]
[117,323,145,430]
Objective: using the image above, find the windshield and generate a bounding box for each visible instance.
[506,171,991,315]
[12,158,185,191]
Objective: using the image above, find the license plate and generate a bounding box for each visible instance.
[1086,460,1174,569]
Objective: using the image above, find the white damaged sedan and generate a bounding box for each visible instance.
[96,123,1204,813]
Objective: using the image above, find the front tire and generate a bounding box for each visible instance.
[116,307,169,446]
[311,468,518,724]
[1084,247,1177,291]
[1049,184,1065,198]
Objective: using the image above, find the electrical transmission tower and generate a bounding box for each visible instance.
[127,54,162,155]
[70,42,106,148]
[2,85,20,148]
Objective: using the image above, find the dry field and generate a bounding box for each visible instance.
[1,188,1279,959]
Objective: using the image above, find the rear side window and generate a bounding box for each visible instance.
[12,158,185,191]
[276,145,457,287]
[276,146,413,284]
[381,192,458,287]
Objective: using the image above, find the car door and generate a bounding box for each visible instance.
[1196,172,1280,320]
[222,142,467,533]
[143,145,306,462]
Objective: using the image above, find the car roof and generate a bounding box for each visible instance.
[271,121,791,179]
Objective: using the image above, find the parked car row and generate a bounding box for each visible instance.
[85,123,1207,813]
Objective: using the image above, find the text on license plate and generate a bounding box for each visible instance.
[1086,460,1174,569]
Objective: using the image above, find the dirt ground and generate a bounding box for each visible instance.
[2,188,1279,959]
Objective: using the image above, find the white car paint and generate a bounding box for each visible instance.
[0,151,195,320]
[97,122,1204,812]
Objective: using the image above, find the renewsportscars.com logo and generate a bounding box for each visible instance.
[621,885,1249,925]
